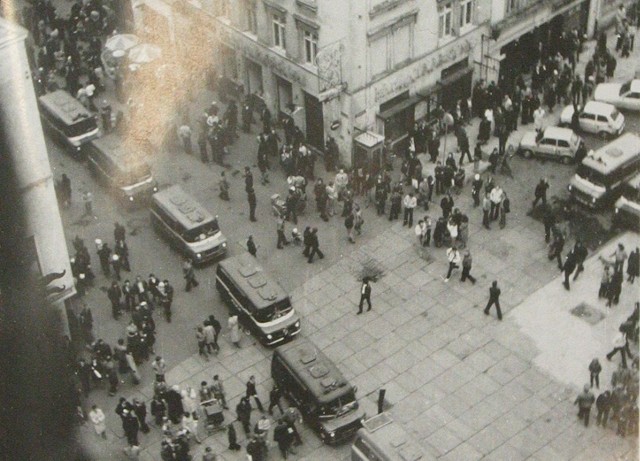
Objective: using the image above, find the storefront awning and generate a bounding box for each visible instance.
[438,67,473,89]
[377,95,422,120]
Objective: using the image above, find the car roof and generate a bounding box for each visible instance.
[217,253,289,310]
[630,79,640,92]
[582,133,640,174]
[39,90,93,125]
[544,126,576,140]
[584,100,616,113]
[274,338,355,405]
[152,185,215,231]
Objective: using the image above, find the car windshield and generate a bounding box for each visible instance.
[66,116,98,137]
[620,81,631,95]
[577,165,608,188]
[254,298,292,323]
[182,220,219,243]
[319,391,357,419]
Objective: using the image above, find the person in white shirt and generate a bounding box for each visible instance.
[89,405,107,439]
[403,192,417,227]
[533,107,545,133]
[444,246,461,282]
[334,170,349,199]
[326,181,338,216]
[489,185,504,221]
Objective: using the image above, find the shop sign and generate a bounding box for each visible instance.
[218,26,308,86]
[373,38,475,103]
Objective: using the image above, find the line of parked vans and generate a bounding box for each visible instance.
[39,89,372,448]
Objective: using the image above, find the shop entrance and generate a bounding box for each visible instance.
[304,92,324,149]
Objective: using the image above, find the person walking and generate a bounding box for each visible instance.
[562,249,577,290]
[345,212,355,244]
[573,241,588,280]
[606,331,629,368]
[183,258,199,292]
[499,192,510,229]
[357,277,372,314]
[152,356,167,382]
[227,422,242,450]
[596,390,611,427]
[307,228,324,263]
[471,174,483,207]
[484,280,502,320]
[228,315,241,348]
[211,374,228,409]
[627,247,639,283]
[574,384,595,427]
[543,206,555,243]
[532,178,549,208]
[276,216,289,249]
[122,409,140,448]
[274,419,294,459]
[196,326,208,360]
[444,246,461,282]
[107,281,122,320]
[482,192,491,230]
[247,188,257,222]
[589,358,602,388]
[611,243,628,274]
[236,397,252,436]
[89,405,107,439]
[268,385,284,416]
[246,375,264,412]
[247,235,257,257]
[132,398,150,434]
[460,249,476,284]
[403,192,417,227]
[203,320,216,355]
[178,122,192,155]
[219,171,230,201]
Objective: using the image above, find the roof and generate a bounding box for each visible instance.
[543,126,576,140]
[274,338,354,405]
[582,133,640,174]
[0,17,27,50]
[583,100,616,114]
[630,79,640,92]
[39,90,93,125]
[90,134,149,172]
[354,131,385,148]
[152,185,215,231]
[217,253,289,310]
[359,413,427,461]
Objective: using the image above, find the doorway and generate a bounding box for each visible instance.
[304,92,324,149]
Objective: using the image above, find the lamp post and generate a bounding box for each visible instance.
[441,112,455,164]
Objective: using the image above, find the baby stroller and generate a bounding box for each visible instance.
[271,193,287,217]
[201,398,225,435]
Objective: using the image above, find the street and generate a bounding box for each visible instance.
[41,23,640,461]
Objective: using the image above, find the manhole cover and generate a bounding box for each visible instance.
[570,302,605,325]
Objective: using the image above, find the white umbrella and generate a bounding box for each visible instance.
[104,33,139,52]
[128,43,162,64]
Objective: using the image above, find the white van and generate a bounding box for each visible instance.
[568,133,640,208]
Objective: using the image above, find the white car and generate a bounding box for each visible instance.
[518,126,584,164]
[594,79,640,111]
[560,101,625,139]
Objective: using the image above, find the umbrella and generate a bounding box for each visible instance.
[104,33,139,52]
[128,43,162,64]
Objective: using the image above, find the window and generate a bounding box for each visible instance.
[438,3,453,39]
[506,0,531,14]
[459,0,473,29]
[244,0,257,34]
[393,24,411,65]
[272,13,286,49]
[303,30,318,64]
[540,138,556,146]
[580,113,595,120]
[370,36,388,77]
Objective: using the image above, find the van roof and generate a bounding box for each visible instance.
[274,338,354,405]
[39,90,93,125]
[90,134,150,171]
[358,413,427,461]
[217,253,289,310]
[582,133,640,174]
[152,185,215,231]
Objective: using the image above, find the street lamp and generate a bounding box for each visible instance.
[441,112,455,164]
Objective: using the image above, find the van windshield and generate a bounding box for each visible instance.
[182,220,220,243]
[65,116,98,137]
[120,162,152,185]
[255,298,292,323]
[577,165,608,188]
[319,391,357,419]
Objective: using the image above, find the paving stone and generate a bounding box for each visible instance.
[352,347,384,369]
[444,418,477,442]
[322,340,355,364]
[410,356,446,383]
[438,392,472,419]
[429,347,462,371]
[463,348,497,373]
[369,361,398,386]
[439,441,483,461]
[425,425,463,456]
[316,320,350,343]
[468,425,511,455]
[384,347,417,374]
[340,328,375,353]
[508,426,549,458]
[372,333,408,358]
[529,444,567,461]
[484,441,526,461]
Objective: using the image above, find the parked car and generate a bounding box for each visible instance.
[560,101,625,139]
[518,126,585,164]
[594,79,640,112]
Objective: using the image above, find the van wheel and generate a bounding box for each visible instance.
[521,149,533,159]
[561,156,572,165]
[598,131,609,140]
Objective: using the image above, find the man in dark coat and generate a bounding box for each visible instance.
[122,409,140,447]
[483,280,502,320]
[307,228,324,263]
[107,281,122,319]
[165,385,184,424]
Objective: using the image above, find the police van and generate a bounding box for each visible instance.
[38,90,99,153]
[150,185,227,263]
[216,253,301,346]
[272,338,365,444]
[85,134,158,205]
[352,412,428,461]
[568,133,640,208]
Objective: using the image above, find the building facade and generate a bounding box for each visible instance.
[0,18,75,334]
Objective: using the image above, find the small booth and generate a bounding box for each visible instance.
[353,131,385,174]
